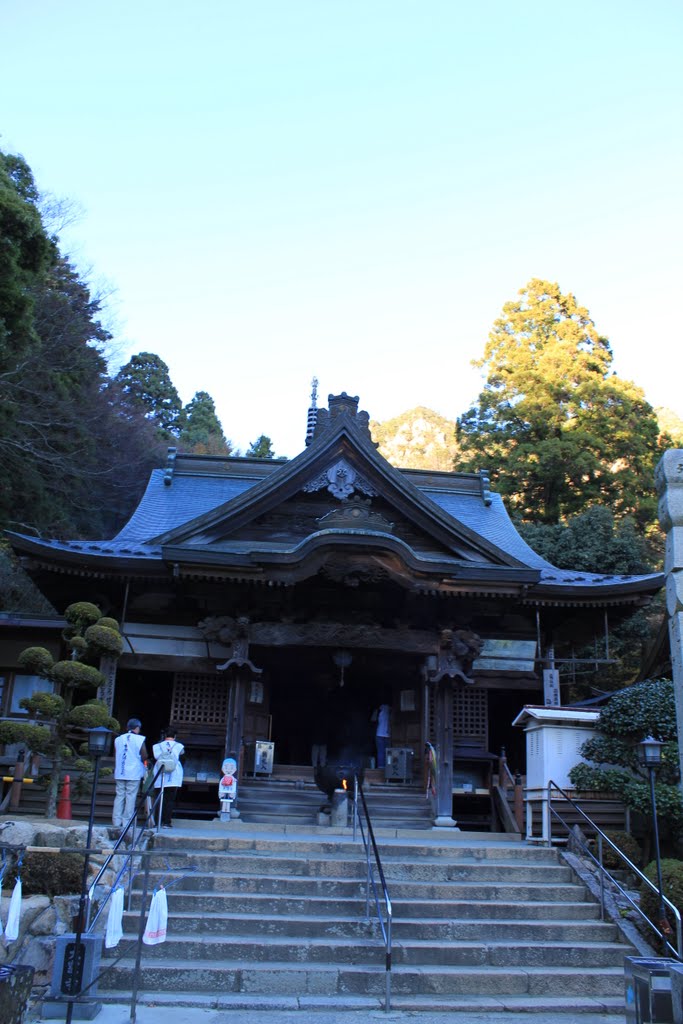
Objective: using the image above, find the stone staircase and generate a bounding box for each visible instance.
[98,824,631,1014]
[236,773,433,830]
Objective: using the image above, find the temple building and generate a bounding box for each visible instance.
[1,391,664,823]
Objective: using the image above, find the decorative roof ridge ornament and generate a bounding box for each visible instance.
[478,469,492,507]
[311,392,377,447]
[304,375,319,448]
[303,458,378,500]
[163,447,178,487]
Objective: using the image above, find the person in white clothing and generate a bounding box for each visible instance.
[112,718,148,831]
[373,703,391,769]
[152,726,185,828]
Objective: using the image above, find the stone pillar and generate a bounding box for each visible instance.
[656,450,683,790]
[98,655,118,714]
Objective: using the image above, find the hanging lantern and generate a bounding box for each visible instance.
[332,649,352,687]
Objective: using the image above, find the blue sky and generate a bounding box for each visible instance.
[2,1,681,457]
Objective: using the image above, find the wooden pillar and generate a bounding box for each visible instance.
[224,669,247,762]
[434,677,456,827]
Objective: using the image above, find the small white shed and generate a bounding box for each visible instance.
[512,705,599,791]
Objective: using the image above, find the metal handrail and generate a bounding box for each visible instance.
[352,774,393,1011]
[546,779,683,959]
[86,765,164,932]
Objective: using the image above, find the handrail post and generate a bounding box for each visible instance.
[385,913,392,1011]
[543,785,551,846]
[513,772,523,831]
[498,747,507,789]
[597,832,605,921]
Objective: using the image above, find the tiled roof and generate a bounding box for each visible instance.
[8,460,663,592]
[113,470,254,543]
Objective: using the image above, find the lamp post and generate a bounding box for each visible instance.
[638,735,669,939]
[65,726,113,1024]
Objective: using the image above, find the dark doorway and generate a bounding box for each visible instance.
[261,647,420,767]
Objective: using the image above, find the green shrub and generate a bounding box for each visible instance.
[97,617,120,631]
[84,624,123,658]
[64,602,102,630]
[51,661,105,690]
[639,858,683,929]
[17,646,54,675]
[602,830,642,869]
[5,850,83,896]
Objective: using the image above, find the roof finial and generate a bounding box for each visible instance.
[305,376,319,446]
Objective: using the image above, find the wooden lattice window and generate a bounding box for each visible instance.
[171,673,229,726]
[427,685,488,748]
[454,687,488,746]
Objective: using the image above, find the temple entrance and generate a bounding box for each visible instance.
[256,646,423,768]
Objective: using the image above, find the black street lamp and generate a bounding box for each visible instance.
[65,726,113,1024]
[638,735,669,939]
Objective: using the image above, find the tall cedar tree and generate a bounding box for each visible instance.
[456,279,663,526]
[114,351,183,439]
[245,434,276,458]
[179,390,234,455]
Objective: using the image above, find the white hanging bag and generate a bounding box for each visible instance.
[4,877,22,942]
[105,886,125,948]
[142,886,168,944]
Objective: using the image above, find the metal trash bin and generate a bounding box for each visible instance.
[625,955,677,1023]
[669,963,683,1024]
[385,747,414,783]
[0,964,35,1024]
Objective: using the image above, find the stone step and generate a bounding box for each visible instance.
[145,872,589,903]
[138,852,575,882]
[121,910,617,943]
[99,959,627,997]
[99,989,626,1015]
[97,828,629,1010]
[162,891,599,919]
[107,933,627,968]
[153,831,548,860]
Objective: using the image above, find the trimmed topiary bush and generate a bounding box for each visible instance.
[639,858,683,929]
[51,661,105,690]
[17,646,54,676]
[64,602,102,631]
[97,617,120,631]
[84,624,123,658]
[602,830,642,869]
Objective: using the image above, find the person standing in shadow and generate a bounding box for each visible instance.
[372,702,391,769]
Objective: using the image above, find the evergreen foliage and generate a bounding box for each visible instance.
[640,859,683,931]
[568,680,683,835]
[114,352,183,439]
[179,390,234,455]
[456,279,664,526]
[0,147,166,540]
[245,434,276,459]
[518,506,652,575]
